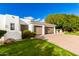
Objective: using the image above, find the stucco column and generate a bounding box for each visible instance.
[42,25,45,35]
[53,25,56,34]
[28,24,34,32]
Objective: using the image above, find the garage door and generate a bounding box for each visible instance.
[34,26,42,35]
[45,27,54,34]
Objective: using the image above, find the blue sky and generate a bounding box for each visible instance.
[0,3,79,21]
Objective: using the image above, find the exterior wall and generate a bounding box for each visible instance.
[0,15,6,30]
[28,24,34,32]
[5,15,20,31]
[24,19,32,24]
[4,14,22,40]
[4,31,22,41]
[53,26,56,34]
[42,25,45,35]
[21,17,32,24]
[21,17,34,32]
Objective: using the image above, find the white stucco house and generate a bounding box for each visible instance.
[0,14,22,41]
[0,14,56,41]
[20,17,56,35]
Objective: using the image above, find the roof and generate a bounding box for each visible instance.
[44,23,56,27]
[31,21,44,26]
[31,21,56,27]
[19,20,27,25]
[19,20,56,27]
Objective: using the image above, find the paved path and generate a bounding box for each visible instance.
[44,34,79,55]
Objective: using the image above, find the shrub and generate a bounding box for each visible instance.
[22,30,31,39]
[30,32,36,37]
[22,30,36,39]
[0,30,6,38]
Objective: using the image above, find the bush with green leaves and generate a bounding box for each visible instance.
[0,30,6,38]
[22,30,36,39]
[45,14,79,32]
[30,32,36,37]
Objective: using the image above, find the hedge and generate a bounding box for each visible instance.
[22,30,36,39]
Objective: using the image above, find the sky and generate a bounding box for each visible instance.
[0,3,79,21]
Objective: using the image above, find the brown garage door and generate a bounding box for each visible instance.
[34,26,42,35]
[45,27,54,34]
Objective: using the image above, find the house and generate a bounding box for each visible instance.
[0,14,22,41]
[0,14,56,41]
[20,17,56,35]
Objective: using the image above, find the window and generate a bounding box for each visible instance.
[10,23,15,30]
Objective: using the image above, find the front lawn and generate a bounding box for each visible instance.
[64,31,79,36]
[0,39,76,56]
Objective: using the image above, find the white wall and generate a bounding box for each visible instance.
[5,15,21,31]
[0,15,6,30]
[2,14,22,40]
[28,24,34,32]
[4,31,22,41]
[21,17,34,32]
[42,25,45,35]
[21,17,32,24]
[0,14,21,31]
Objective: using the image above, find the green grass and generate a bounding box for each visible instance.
[0,39,76,56]
[64,31,79,36]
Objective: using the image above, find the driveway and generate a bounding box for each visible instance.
[44,33,79,55]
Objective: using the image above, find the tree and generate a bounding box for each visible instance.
[45,14,79,32]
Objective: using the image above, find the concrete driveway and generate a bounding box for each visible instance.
[44,34,79,55]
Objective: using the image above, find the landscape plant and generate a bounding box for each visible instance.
[22,30,36,39]
[45,14,79,32]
